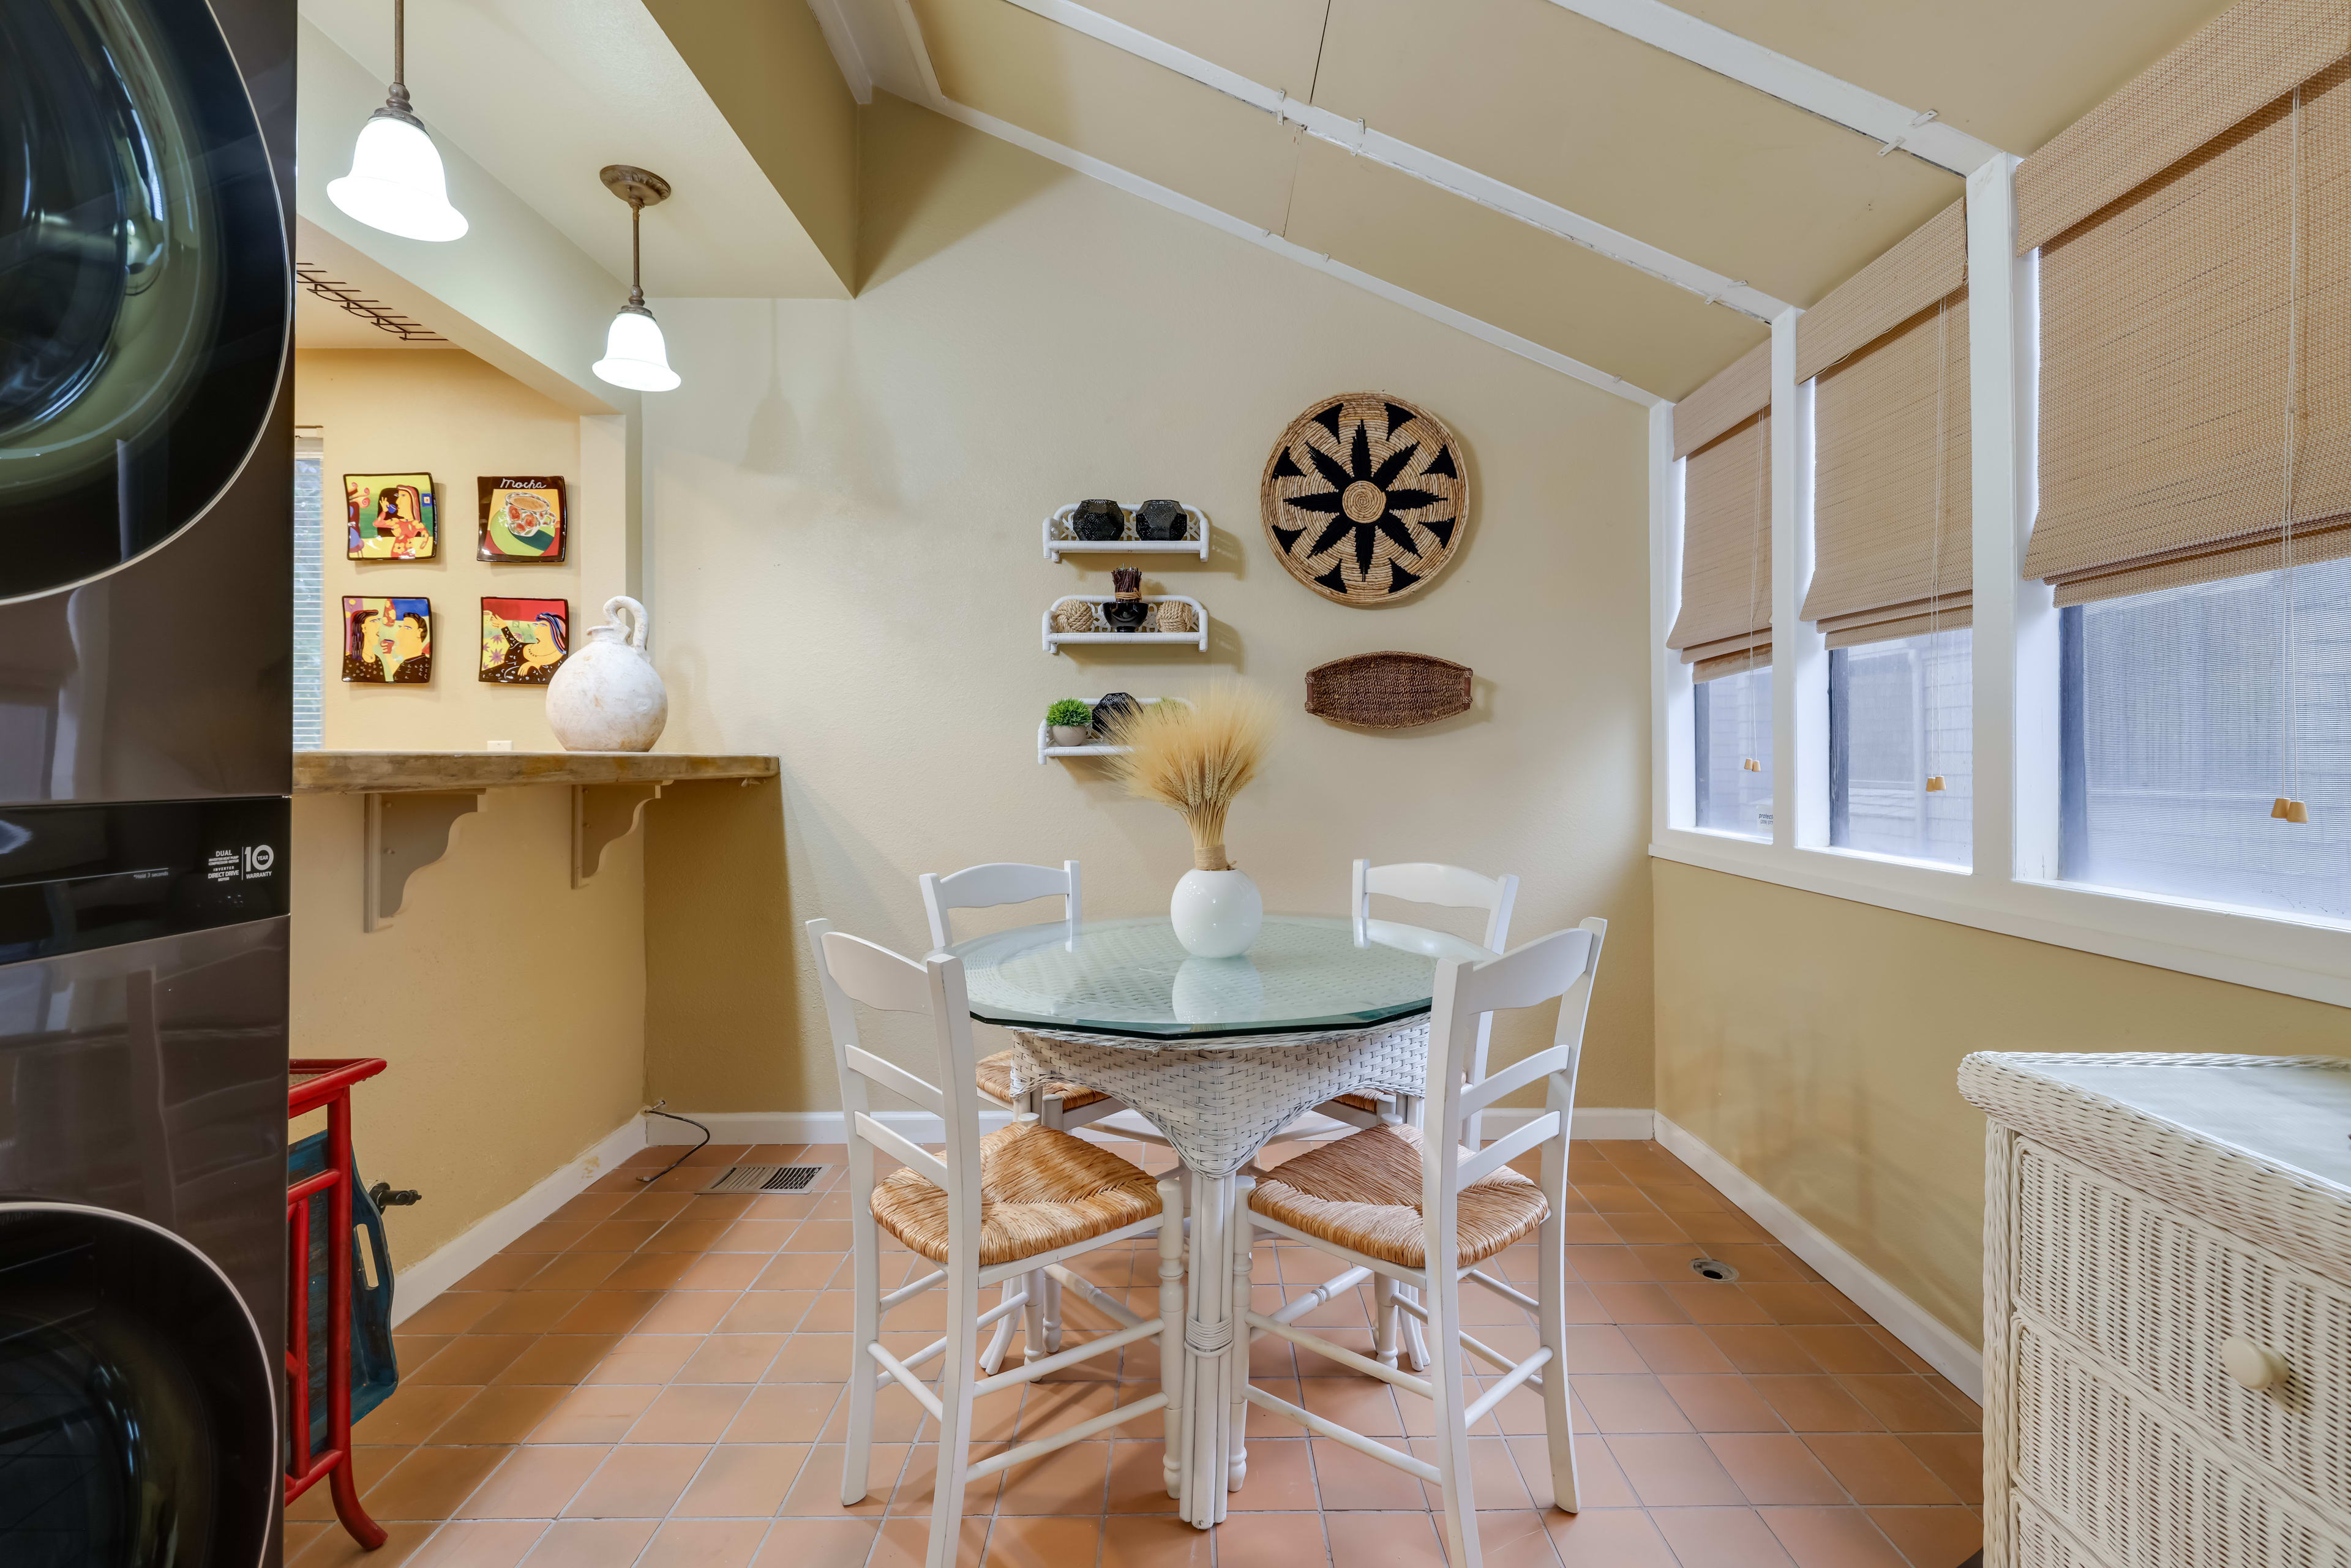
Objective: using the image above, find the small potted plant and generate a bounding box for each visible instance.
[1047,699,1096,749]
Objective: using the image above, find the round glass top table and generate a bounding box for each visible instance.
[947,914,1493,1041]
[945,912,1493,1529]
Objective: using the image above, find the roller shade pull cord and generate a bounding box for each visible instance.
[1925,297,1951,793]
[2276,85,2309,825]
[1743,409,1765,774]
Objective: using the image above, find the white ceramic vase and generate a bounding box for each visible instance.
[545,596,669,752]
[1169,868,1262,958]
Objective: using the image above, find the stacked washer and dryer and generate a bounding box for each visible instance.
[1,0,298,1562]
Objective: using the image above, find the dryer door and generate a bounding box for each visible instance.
[0,1204,277,1567]
[0,0,289,604]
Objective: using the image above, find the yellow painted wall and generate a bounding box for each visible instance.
[290,789,645,1266]
[639,95,1657,1114]
[1652,860,2351,1345]
[298,350,587,754]
[291,350,645,1269]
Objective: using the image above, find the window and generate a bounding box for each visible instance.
[1693,664,1773,838]
[2061,558,2351,921]
[1830,629,1971,865]
[293,433,323,751]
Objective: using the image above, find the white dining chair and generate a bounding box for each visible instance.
[918,860,1182,1365]
[1318,859,1520,1144]
[810,919,1186,1568]
[1237,920,1605,1568]
[918,861,1116,1124]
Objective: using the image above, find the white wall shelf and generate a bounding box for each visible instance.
[1043,501,1212,562]
[1037,697,1187,763]
[1041,596,1210,654]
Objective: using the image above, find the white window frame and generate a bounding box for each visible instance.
[1648,155,2351,1011]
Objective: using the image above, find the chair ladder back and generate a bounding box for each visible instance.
[1419,921,1608,1218]
[920,860,1082,951]
[1354,858,1520,1145]
[807,920,987,1255]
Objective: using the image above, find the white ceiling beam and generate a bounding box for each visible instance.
[807,0,874,104]
[997,0,1788,323]
[882,0,1662,406]
[1539,0,2008,175]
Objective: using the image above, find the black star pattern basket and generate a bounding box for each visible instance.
[1259,392,1468,606]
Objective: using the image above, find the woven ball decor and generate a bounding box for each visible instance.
[1261,392,1468,605]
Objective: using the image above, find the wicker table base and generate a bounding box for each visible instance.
[1003,1019,1431,1529]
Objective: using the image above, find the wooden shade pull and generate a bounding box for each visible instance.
[1925,775,1946,792]
[1741,757,1761,773]
[2273,797,2310,822]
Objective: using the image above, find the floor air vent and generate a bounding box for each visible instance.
[703,1164,827,1194]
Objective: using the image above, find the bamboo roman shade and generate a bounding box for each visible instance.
[1794,200,1967,384]
[1668,411,1772,681]
[2015,0,2351,255]
[1671,340,1771,460]
[1804,296,1973,645]
[2027,58,2351,605]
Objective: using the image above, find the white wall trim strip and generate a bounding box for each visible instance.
[996,0,1788,322]
[387,1114,647,1326]
[882,0,1659,407]
[1654,828,2351,1013]
[1652,1115,1984,1401]
[923,96,1662,408]
[807,0,874,104]
[395,1106,1974,1403]
[1539,0,2008,175]
[644,1106,1663,1146]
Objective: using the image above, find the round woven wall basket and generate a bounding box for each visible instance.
[1260,392,1468,606]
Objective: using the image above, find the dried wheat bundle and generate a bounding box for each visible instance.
[1108,681,1277,871]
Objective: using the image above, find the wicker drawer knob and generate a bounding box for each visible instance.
[2221,1336,2290,1390]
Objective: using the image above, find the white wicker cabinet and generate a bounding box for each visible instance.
[1961,1053,2351,1568]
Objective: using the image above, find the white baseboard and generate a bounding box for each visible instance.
[400,1104,1976,1401]
[645,1106,1662,1144]
[389,1114,647,1326]
[1653,1114,1983,1403]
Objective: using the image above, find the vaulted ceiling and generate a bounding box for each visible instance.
[304,0,2239,403]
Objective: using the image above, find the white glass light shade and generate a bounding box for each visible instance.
[593,306,681,392]
[327,111,468,242]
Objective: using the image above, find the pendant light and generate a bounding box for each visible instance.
[591,165,681,392]
[326,0,468,242]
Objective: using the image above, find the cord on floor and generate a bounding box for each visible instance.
[638,1099,711,1185]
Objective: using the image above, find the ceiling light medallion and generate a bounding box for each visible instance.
[591,165,682,393]
[326,0,468,242]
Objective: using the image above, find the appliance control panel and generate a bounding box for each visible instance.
[0,798,290,964]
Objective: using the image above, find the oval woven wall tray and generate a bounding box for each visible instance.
[1303,651,1473,729]
[1261,392,1468,606]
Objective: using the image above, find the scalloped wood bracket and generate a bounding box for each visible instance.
[363,791,482,932]
[572,782,666,888]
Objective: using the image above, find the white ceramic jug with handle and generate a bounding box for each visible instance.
[546,596,668,752]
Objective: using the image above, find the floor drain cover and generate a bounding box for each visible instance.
[704,1164,827,1194]
[1689,1256,1739,1282]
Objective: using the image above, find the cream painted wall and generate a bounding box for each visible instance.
[293,350,646,1269]
[637,95,1656,1115]
[298,350,585,752]
[291,788,646,1264]
[1653,860,2351,1346]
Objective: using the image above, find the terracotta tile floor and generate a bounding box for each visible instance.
[287,1137,1982,1568]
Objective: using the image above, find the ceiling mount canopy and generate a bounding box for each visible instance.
[591,164,681,393]
[326,0,468,242]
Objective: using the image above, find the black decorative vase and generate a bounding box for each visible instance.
[1091,692,1139,735]
[1134,499,1188,541]
[1104,600,1151,634]
[1071,499,1125,541]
